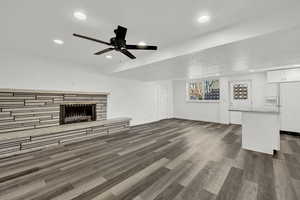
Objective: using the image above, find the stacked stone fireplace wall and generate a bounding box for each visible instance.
[0,89,108,133]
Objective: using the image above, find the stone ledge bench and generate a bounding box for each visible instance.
[0,117,131,157]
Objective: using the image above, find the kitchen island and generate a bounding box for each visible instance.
[229,107,280,155]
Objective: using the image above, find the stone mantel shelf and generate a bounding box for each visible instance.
[60,102,100,105]
[0,88,110,96]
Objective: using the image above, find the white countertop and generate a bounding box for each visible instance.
[229,106,280,114]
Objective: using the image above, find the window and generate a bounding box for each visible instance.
[233,84,248,100]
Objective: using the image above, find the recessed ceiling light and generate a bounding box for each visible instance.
[249,69,255,72]
[106,55,112,59]
[73,11,87,21]
[53,39,64,45]
[197,15,211,23]
[138,41,147,46]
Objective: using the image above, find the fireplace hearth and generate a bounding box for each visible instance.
[60,104,96,125]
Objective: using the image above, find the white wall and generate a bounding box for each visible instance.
[173,80,220,123]
[173,73,269,124]
[0,52,172,125]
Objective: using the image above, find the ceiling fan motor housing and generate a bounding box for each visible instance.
[110,37,126,50]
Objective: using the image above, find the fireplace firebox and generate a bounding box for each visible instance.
[60,104,96,125]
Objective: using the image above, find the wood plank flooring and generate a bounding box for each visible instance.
[0,119,299,200]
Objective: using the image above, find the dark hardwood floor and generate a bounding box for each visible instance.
[0,119,299,200]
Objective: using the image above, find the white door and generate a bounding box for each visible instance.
[155,82,172,121]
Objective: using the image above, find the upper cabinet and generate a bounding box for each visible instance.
[267,68,300,83]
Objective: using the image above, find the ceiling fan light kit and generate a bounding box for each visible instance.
[73,25,158,59]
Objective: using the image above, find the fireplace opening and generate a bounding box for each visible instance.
[60,104,96,125]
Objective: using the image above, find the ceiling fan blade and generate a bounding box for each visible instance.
[94,48,115,55]
[73,33,111,46]
[126,45,158,50]
[114,26,127,40]
[121,49,136,59]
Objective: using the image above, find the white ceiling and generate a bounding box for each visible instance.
[1,0,300,80]
[112,26,300,81]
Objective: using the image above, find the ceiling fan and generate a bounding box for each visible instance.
[73,25,158,59]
